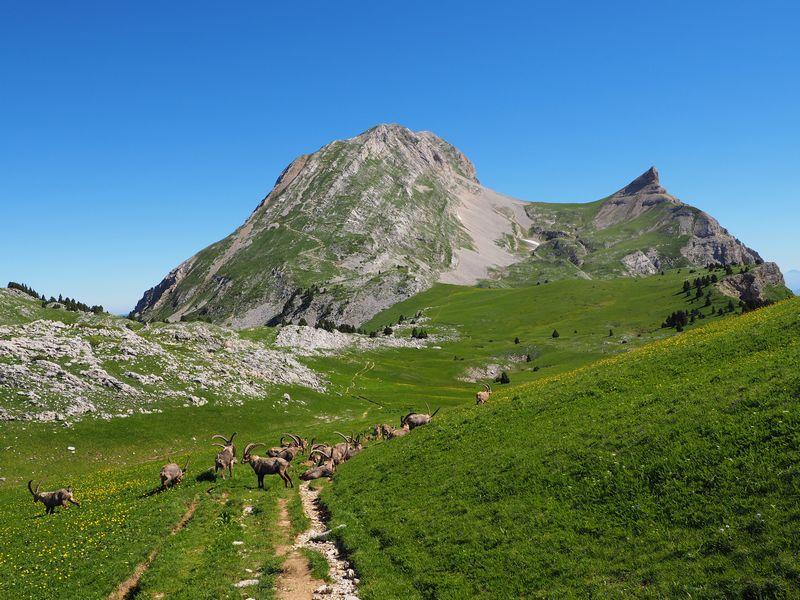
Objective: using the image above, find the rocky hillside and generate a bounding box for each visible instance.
[0,288,429,423]
[134,125,783,327]
[497,166,775,285]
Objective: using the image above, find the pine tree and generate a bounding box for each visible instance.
[514,336,520,344]
[551,329,560,338]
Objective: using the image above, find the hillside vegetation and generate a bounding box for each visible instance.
[325,298,800,598]
[0,273,789,598]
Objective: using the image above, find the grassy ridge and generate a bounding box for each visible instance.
[325,298,800,598]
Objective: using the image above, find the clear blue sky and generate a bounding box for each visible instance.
[1,1,798,313]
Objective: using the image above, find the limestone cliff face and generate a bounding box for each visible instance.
[133,125,531,328]
[717,262,788,304]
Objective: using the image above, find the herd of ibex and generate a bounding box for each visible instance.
[25,383,497,515]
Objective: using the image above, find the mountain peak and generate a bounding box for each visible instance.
[617,166,663,196]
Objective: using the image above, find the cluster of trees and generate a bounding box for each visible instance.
[663,298,750,331]
[45,294,104,314]
[410,327,429,339]
[704,261,761,274]
[662,310,691,331]
[7,281,40,298]
[494,371,510,384]
[682,274,719,299]
[8,281,104,314]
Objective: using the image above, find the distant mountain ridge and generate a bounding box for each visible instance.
[133,124,783,327]
[784,269,800,294]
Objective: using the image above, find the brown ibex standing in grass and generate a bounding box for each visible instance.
[401,407,441,430]
[160,458,190,490]
[212,432,237,479]
[476,383,492,405]
[242,443,293,489]
[28,480,80,515]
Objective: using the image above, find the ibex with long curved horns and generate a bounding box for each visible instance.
[160,458,190,489]
[333,432,363,462]
[280,432,308,453]
[476,383,492,405]
[28,480,80,515]
[301,449,336,481]
[268,433,304,462]
[401,407,440,430]
[212,432,237,479]
[242,443,293,489]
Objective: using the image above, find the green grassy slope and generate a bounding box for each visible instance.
[0,271,754,598]
[325,298,800,598]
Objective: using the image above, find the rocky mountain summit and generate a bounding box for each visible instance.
[134,125,783,327]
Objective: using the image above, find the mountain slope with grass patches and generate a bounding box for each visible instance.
[133,126,780,329]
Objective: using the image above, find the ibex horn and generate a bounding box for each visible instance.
[483,383,491,392]
[243,442,265,456]
[183,458,190,472]
[211,434,230,444]
[430,407,441,418]
[27,480,37,497]
[283,433,301,446]
[211,443,226,449]
[334,431,351,443]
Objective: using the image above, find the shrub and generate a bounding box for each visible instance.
[551,329,560,338]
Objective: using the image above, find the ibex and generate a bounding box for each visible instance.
[333,432,363,461]
[28,480,80,514]
[268,433,305,462]
[280,432,308,453]
[300,449,336,480]
[476,384,492,405]
[160,458,190,489]
[309,442,345,466]
[212,432,237,479]
[242,443,293,489]
[386,424,410,439]
[401,407,440,430]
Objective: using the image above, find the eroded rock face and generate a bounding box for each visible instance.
[717,262,787,304]
[621,249,661,276]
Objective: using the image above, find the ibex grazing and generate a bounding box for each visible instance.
[476,384,492,405]
[212,432,237,479]
[160,458,190,489]
[243,443,293,489]
[401,407,441,430]
[28,480,80,515]
[301,449,336,480]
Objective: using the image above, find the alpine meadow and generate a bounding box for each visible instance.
[2,4,799,599]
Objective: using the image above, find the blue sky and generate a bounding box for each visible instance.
[1,1,798,313]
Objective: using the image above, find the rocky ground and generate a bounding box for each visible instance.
[0,314,324,423]
[0,294,445,424]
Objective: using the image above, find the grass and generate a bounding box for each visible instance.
[302,548,332,583]
[0,271,783,598]
[324,297,800,598]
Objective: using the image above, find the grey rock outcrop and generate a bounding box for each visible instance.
[717,262,787,304]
